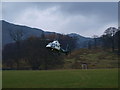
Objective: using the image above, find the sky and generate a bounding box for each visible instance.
[1,2,118,37]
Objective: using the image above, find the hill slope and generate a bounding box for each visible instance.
[1,20,92,48]
[68,33,92,48]
[1,20,43,46]
[64,49,118,69]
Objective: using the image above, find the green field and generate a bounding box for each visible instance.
[2,69,118,88]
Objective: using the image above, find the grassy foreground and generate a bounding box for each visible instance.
[2,69,118,88]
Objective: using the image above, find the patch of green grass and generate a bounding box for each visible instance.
[3,69,118,88]
[0,70,2,89]
[65,49,118,69]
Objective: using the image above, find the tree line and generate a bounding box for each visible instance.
[88,27,120,54]
[2,26,120,70]
[2,31,76,70]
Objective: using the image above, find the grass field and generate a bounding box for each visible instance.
[64,49,118,69]
[2,69,118,88]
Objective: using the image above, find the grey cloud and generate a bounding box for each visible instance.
[58,2,118,22]
[3,2,118,20]
[2,2,118,37]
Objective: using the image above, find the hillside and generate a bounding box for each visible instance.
[68,33,92,48]
[64,49,118,69]
[1,20,92,48]
[1,20,43,46]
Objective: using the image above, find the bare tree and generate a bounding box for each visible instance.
[104,27,117,36]
[40,31,45,39]
[104,27,118,52]
[9,29,25,69]
[88,40,92,49]
[92,35,99,49]
[117,27,120,54]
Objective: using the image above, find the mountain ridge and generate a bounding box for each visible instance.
[1,20,92,48]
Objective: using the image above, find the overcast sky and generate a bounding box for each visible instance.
[2,2,118,37]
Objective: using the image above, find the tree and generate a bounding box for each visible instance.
[101,35,111,50]
[9,29,25,69]
[40,31,45,39]
[104,27,117,36]
[2,43,17,69]
[21,36,64,70]
[88,40,92,49]
[92,35,99,49]
[104,27,118,52]
[117,28,120,54]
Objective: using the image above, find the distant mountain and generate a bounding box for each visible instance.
[1,20,92,48]
[68,33,92,48]
[1,20,44,46]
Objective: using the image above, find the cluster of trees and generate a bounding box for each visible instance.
[88,27,120,54]
[2,31,76,70]
[118,29,120,54]
[2,26,120,70]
